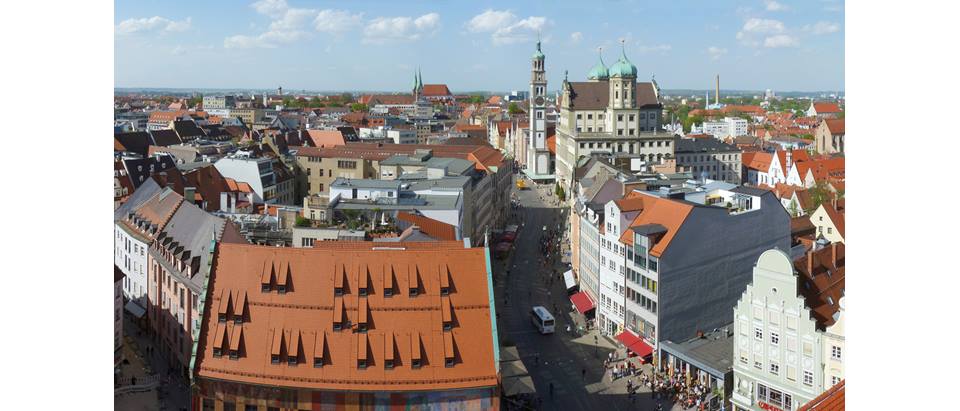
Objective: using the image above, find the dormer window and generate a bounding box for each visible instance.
[410,287,419,297]
[385,359,395,369]
[358,359,367,369]
[287,354,298,366]
[218,313,227,323]
[213,348,222,358]
[412,359,421,369]
[440,287,449,296]
[271,354,280,364]
[333,322,342,331]
[334,286,343,296]
[359,287,368,297]
[443,322,452,331]
[277,284,286,294]
[313,357,323,368]
[261,283,271,292]
[384,287,393,297]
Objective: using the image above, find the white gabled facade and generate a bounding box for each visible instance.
[731,250,830,411]
[597,200,628,335]
[115,224,150,309]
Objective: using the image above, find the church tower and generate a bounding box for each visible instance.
[528,36,549,176]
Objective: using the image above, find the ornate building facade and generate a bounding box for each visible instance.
[554,43,670,192]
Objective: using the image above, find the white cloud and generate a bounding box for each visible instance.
[116,16,192,35]
[467,10,516,33]
[466,9,549,45]
[226,2,316,48]
[804,21,840,35]
[636,44,671,54]
[707,46,727,60]
[763,34,798,48]
[314,9,363,33]
[570,32,583,44]
[363,13,441,44]
[764,1,787,11]
[736,18,795,48]
[251,0,288,18]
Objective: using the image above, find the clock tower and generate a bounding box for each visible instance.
[528,37,550,177]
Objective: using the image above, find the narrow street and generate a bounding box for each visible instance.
[493,177,681,411]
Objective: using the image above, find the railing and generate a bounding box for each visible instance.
[114,375,162,397]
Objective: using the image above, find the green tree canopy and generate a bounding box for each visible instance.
[508,102,522,115]
[350,103,369,112]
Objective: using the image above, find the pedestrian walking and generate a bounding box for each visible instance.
[581,368,586,381]
[549,382,554,398]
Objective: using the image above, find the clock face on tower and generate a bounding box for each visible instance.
[535,96,545,106]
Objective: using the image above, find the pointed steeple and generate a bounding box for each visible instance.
[417,66,423,92]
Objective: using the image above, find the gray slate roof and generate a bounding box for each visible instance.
[115,178,162,222]
[154,201,225,292]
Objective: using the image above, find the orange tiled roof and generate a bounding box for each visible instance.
[617,194,694,257]
[822,203,845,238]
[546,134,556,155]
[305,130,346,148]
[742,152,773,171]
[195,241,498,392]
[799,379,845,411]
[396,212,458,241]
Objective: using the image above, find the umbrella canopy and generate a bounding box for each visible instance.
[500,360,529,378]
[502,375,537,396]
[500,346,521,362]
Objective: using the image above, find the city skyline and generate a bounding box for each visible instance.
[115,0,845,92]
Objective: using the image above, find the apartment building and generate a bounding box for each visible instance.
[674,137,743,184]
[595,187,789,360]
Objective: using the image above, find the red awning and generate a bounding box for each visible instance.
[616,331,654,359]
[615,331,641,348]
[629,339,654,359]
[570,292,595,314]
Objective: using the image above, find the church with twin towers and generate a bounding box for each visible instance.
[521,38,671,192]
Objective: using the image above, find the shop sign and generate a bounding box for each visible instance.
[758,401,783,411]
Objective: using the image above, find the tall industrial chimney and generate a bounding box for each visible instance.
[715,75,720,106]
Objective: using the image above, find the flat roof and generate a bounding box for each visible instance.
[660,324,734,378]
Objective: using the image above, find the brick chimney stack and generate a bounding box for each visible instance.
[831,242,838,266]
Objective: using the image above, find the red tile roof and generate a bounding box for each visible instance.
[546,134,557,155]
[822,203,845,238]
[799,379,845,411]
[795,243,845,330]
[824,118,845,135]
[195,241,497,392]
[813,103,842,114]
[422,84,452,97]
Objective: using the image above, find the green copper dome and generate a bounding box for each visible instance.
[587,50,609,80]
[609,44,637,78]
[532,40,545,60]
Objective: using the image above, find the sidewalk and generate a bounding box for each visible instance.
[121,314,191,411]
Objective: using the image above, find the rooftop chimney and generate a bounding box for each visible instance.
[806,250,814,275]
[831,242,838,266]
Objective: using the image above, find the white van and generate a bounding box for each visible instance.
[530,306,555,334]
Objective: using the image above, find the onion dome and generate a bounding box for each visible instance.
[587,49,609,80]
[609,42,637,78]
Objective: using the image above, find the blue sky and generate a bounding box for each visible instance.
[115,0,844,92]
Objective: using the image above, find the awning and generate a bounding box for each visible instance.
[124,300,146,319]
[502,375,537,396]
[563,270,577,291]
[500,346,521,362]
[616,331,654,359]
[570,291,595,314]
[501,360,529,378]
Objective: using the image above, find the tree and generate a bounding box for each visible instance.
[508,102,522,115]
[467,95,485,104]
[788,198,800,217]
[340,92,354,103]
[805,180,833,214]
[555,184,566,202]
[188,95,202,108]
[350,103,369,112]
[295,215,311,227]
